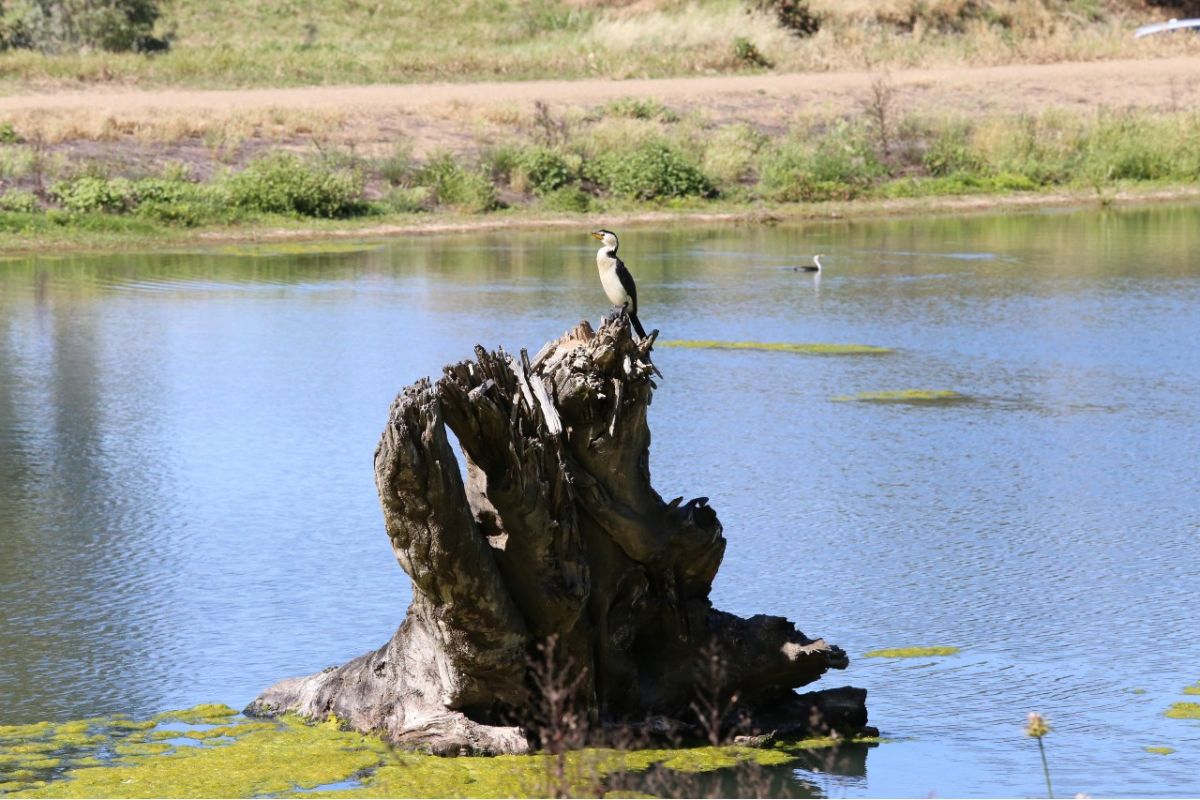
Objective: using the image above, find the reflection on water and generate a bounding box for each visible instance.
[2,205,1200,797]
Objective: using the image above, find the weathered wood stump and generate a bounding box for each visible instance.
[247,315,870,754]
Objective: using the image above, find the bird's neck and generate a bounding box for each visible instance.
[596,247,618,268]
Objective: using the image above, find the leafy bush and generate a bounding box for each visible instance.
[759,127,884,201]
[538,185,591,212]
[1,0,166,53]
[923,124,981,176]
[749,0,820,36]
[0,122,21,144]
[51,176,137,212]
[511,146,572,194]
[602,97,679,123]
[0,188,38,212]
[416,153,498,212]
[587,141,714,200]
[378,143,414,186]
[733,37,772,68]
[379,186,430,213]
[226,153,364,218]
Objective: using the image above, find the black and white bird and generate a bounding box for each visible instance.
[795,254,823,273]
[591,229,647,339]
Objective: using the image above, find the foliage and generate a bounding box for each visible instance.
[587,141,714,201]
[732,36,772,68]
[759,124,884,201]
[0,187,37,211]
[510,146,573,194]
[0,0,165,53]
[226,153,364,218]
[50,175,137,212]
[602,97,680,123]
[377,142,414,186]
[415,152,498,212]
[749,0,820,36]
[537,184,591,212]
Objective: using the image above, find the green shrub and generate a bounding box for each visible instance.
[379,143,415,186]
[538,185,591,212]
[379,186,430,213]
[0,188,38,212]
[1,0,166,53]
[587,141,714,200]
[416,153,498,212]
[750,0,820,36]
[51,176,137,213]
[0,122,21,144]
[511,146,572,194]
[733,37,772,68]
[602,97,679,123]
[923,124,981,176]
[226,153,364,218]
[759,126,884,201]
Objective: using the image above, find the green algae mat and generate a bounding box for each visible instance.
[862,646,961,659]
[658,340,893,356]
[831,390,970,405]
[0,705,877,798]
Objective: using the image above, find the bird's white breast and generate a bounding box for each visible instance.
[597,251,629,307]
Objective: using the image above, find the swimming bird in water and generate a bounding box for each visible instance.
[794,254,823,273]
[591,229,647,339]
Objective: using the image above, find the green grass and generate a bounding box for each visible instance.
[659,340,893,355]
[862,646,961,659]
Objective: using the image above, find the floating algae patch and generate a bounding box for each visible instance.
[153,703,239,726]
[863,646,961,659]
[1183,683,1200,695]
[2,702,884,800]
[832,390,970,405]
[1165,702,1200,719]
[658,339,893,356]
[209,241,383,258]
[1145,746,1176,755]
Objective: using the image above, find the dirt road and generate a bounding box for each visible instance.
[3,56,1199,159]
[4,56,1199,117]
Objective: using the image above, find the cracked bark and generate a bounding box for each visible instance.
[246,316,870,754]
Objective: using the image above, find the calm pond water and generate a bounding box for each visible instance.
[2,205,1199,797]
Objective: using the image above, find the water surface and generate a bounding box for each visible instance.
[2,206,1200,796]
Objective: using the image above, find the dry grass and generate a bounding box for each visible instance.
[0,0,1194,91]
[0,107,345,145]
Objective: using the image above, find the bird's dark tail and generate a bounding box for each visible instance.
[629,311,647,339]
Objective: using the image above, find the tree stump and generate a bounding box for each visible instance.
[247,316,870,755]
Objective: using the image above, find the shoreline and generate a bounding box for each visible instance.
[3,184,1199,257]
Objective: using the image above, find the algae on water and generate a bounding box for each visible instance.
[658,339,893,356]
[863,646,961,659]
[1165,702,1200,719]
[1145,746,1176,755]
[832,390,969,405]
[0,705,881,798]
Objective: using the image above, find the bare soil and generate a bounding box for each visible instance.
[4,56,1200,156]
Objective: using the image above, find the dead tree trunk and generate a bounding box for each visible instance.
[247,316,870,754]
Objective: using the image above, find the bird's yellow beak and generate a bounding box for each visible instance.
[590,231,604,241]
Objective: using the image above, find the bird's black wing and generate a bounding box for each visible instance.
[614,258,638,315]
[615,258,647,339]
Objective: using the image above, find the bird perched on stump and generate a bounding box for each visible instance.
[591,229,647,339]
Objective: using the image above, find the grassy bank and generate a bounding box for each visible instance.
[3,98,1200,252]
[0,0,1195,90]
